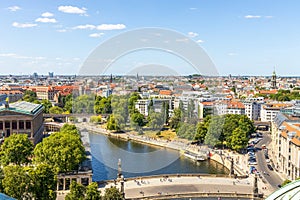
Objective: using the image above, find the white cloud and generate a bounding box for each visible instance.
[8,6,21,12]
[189,7,197,10]
[96,24,126,30]
[58,5,87,15]
[72,24,126,31]
[228,53,238,56]
[57,29,67,33]
[196,39,204,43]
[0,53,16,57]
[73,24,96,30]
[265,16,273,19]
[89,33,104,38]
[35,18,57,23]
[12,22,37,28]
[244,15,261,19]
[41,12,54,17]
[188,32,198,38]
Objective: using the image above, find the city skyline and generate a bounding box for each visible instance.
[1,0,300,76]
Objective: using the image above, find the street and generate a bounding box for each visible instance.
[255,131,283,190]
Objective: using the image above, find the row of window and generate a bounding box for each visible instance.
[0,121,31,130]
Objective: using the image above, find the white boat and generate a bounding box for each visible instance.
[184,151,207,161]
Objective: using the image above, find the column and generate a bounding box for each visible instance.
[31,121,34,138]
[17,120,19,133]
[10,121,12,135]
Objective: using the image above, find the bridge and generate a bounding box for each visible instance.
[98,174,262,200]
[43,113,95,123]
[254,121,271,131]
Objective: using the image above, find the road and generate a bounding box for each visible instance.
[255,131,283,190]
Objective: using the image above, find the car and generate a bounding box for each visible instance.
[262,144,266,149]
[265,155,270,163]
[267,164,273,171]
[248,151,255,156]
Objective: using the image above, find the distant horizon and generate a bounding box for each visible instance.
[1,1,300,76]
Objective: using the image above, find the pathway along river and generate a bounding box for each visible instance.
[89,132,229,181]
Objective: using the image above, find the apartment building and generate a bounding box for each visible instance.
[261,102,292,122]
[272,113,300,180]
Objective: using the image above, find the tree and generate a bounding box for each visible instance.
[41,99,53,114]
[176,122,196,140]
[34,127,86,173]
[230,127,248,151]
[2,165,31,199]
[94,96,112,114]
[148,111,164,130]
[128,92,140,114]
[169,108,182,130]
[49,106,64,114]
[102,186,124,200]
[107,114,121,132]
[130,111,144,130]
[0,133,33,165]
[65,181,85,200]
[195,122,207,143]
[204,116,224,147]
[85,182,101,200]
[23,90,38,102]
[30,164,56,200]
[90,115,102,124]
[73,95,95,114]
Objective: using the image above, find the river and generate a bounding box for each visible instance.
[89,132,229,181]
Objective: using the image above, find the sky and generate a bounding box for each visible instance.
[1,0,300,76]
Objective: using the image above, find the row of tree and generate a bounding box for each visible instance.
[169,110,255,151]
[0,124,86,199]
[65,182,123,200]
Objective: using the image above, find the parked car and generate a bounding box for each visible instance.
[267,164,273,171]
[265,155,270,163]
[262,144,266,149]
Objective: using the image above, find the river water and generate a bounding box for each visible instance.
[89,132,229,181]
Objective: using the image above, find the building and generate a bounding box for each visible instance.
[135,99,150,116]
[227,101,245,115]
[261,103,292,122]
[199,101,214,119]
[242,98,264,120]
[0,94,7,106]
[0,101,44,145]
[0,89,24,103]
[272,113,300,180]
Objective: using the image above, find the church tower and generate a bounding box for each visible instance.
[271,68,277,89]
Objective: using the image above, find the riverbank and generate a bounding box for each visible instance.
[76,123,237,173]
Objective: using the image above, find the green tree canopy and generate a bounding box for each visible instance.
[102,186,124,200]
[85,182,101,200]
[34,125,86,173]
[49,106,64,114]
[30,164,57,200]
[107,114,121,132]
[0,133,33,165]
[2,165,31,199]
[65,181,85,200]
[41,99,53,114]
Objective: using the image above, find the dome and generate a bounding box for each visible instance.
[0,193,15,199]
[266,179,300,200]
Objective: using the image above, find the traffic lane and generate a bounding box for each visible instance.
[255,132,283,190]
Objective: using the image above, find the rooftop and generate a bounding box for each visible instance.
[0,101,43,115]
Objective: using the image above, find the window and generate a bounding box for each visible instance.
[26,121,31,129]
[12,121,17,130]
[0,122,3,130]
[19,121,24,129]
[5,122,10,129]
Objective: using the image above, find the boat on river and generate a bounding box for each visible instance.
[183,150,207,161]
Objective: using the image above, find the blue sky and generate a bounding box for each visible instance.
[0,0,300,76]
